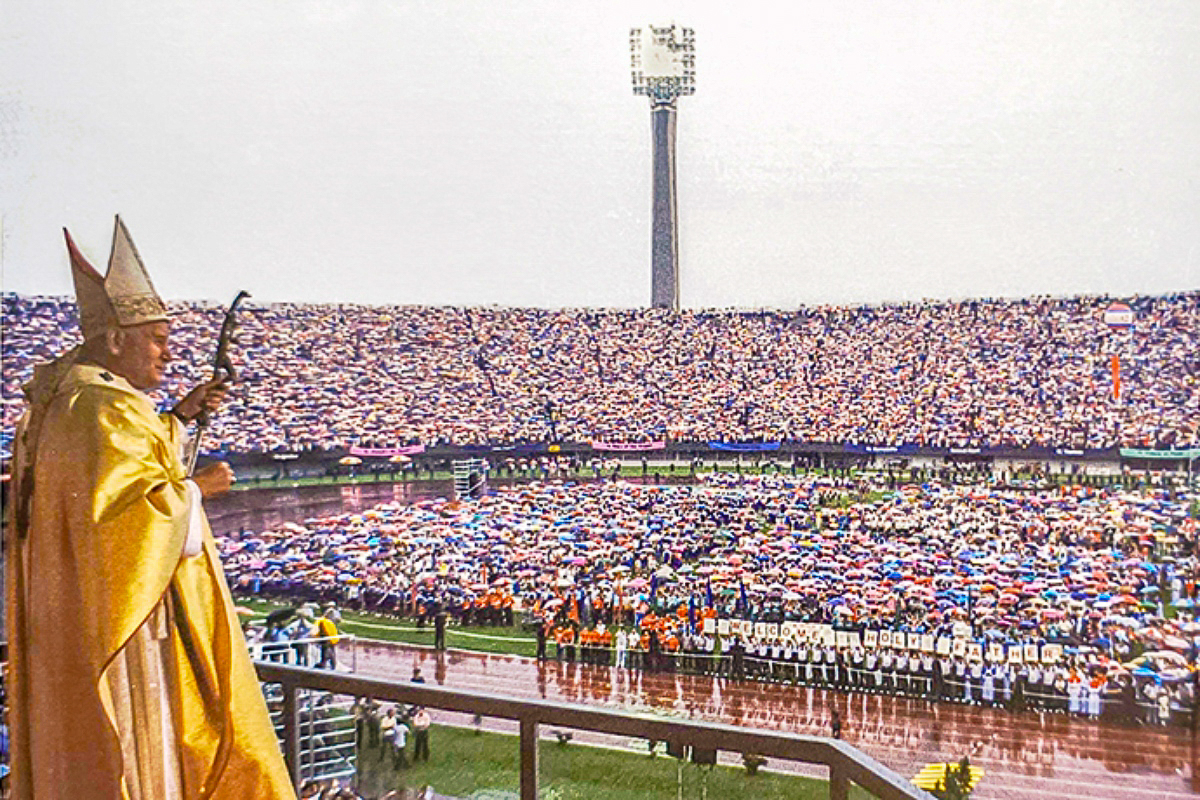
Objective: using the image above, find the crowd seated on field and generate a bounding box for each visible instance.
[220,472,1198,724]
[3,291,1198,455]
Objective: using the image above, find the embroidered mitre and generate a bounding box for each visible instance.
[65,215,168,340]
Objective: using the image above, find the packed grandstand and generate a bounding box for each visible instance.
[3,290,1198,458]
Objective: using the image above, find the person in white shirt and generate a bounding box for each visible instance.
[391,711,409,769]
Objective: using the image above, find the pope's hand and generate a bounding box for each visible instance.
[193,461,235,497]
[174,378,230,422]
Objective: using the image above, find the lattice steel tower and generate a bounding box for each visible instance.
[631,24,695,311]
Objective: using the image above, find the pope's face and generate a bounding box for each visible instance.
[110,321,172,390]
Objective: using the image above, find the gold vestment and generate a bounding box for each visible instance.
[6,363,296,799]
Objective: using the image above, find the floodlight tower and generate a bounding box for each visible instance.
[631,24,695,311]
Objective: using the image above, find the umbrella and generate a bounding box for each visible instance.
[265,608,297,626]
[911,763,985,792]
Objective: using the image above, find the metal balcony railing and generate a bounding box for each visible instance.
[255,661,933,800]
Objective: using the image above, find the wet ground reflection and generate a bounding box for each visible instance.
[205,481,450,535]
[356,642,1198,800]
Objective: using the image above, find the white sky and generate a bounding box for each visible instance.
[2,0,1198,309]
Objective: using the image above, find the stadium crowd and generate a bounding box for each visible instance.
[3,291,1198,454]
[221,473,1198,724]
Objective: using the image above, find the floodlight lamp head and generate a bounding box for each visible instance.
[631,24,695,108]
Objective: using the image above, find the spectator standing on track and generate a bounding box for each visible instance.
[434,609,447,651]
[536,619,548,661]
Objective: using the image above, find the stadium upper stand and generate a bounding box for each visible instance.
[3,291,1197,455]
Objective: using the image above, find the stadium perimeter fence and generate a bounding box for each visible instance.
[256,660,933,800]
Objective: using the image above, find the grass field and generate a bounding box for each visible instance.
[351,723,872,800]
[230,464,884,493]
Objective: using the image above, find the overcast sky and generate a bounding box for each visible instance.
[2,0,1198,310]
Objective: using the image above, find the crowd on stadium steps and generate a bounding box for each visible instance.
[3,291,1198,454]
[218,472,1199,723]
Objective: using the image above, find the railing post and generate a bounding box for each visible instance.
[281,682,302,790]
[520,717,539,800]
[829,761,850,800]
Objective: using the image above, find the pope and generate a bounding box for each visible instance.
[5,217,296,799]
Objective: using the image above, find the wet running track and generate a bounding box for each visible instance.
[351,640,1198,800]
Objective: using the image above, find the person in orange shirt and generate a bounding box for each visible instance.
[561,626,577,663]
[489,591,503,627]
[554,626,568,661]
[664,630,680,673]
[502,591,514,627]
[600,627,614,666]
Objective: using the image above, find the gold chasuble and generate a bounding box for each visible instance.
[7,363,296,800]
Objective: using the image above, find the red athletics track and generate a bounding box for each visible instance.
[351,640,1198,800]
